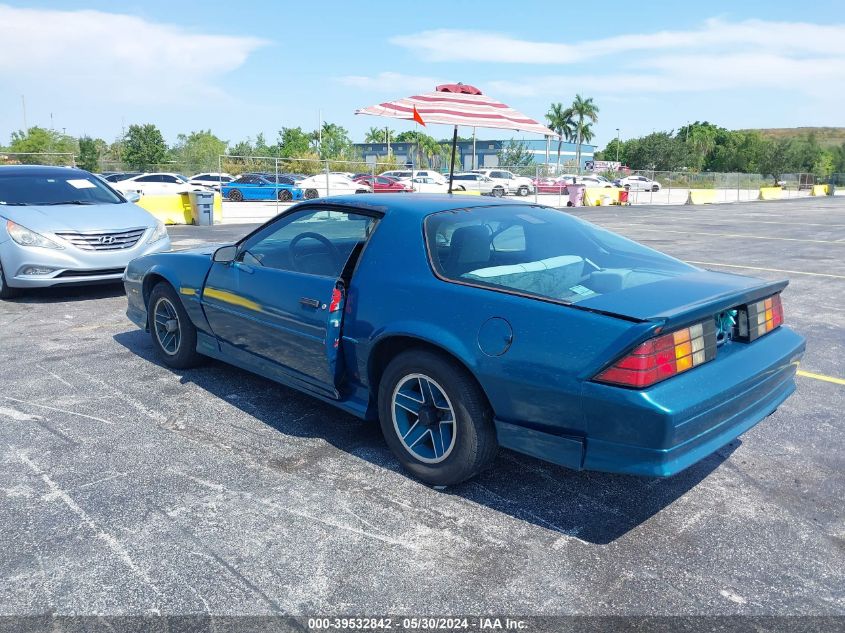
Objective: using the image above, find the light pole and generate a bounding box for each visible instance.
[615,128,620,163]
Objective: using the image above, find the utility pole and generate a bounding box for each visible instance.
[21,95,27,131]
[615,128,620,163]
[318,109,322,157]
[385,126,391,158]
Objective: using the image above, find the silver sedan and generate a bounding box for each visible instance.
[0,165,170,299]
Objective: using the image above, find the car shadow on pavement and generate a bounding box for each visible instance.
[7,282,125,304]
[115,329,735,545]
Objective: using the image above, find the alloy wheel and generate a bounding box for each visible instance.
[391,373,456,464]
[153,297,181,356]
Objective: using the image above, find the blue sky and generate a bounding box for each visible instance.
[1,0,843,150]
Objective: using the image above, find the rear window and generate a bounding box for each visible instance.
[424,205,694,304]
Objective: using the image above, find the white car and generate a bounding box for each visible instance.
[577,175,614,188]
[295,174,371,198]
[381,170,447,185]
[450,173,506,196]
[616,175,662,192]
[470,169,534,196]
[113,173,209,196]
[188,172,233,190]
[408,177,449,193]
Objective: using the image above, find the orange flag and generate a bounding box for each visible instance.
[412,105,426,126]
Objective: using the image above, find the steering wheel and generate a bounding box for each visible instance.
[289,232,343,273]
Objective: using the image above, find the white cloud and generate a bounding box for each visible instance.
[0,4,268,106]
[336,72,446,93]
[387,19,845,101]
[391,19,845,64]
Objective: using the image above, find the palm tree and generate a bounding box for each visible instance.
[364,126,391,144]
[570,95,600,174]
[545,103,575,171]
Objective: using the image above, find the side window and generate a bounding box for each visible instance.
[241,208,377,277]
[162,175,180,183]
[135,175,157,183]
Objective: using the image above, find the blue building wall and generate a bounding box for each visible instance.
[354,139,595,171]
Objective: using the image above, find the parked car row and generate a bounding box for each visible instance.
[532,173,663,194]
[96,168,663,202]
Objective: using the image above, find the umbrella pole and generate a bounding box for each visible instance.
[448,125,458,194]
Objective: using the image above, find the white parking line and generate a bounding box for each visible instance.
[603,227,845,245]
[685,261,845,280]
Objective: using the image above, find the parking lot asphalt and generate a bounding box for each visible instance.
[1,197,843,617]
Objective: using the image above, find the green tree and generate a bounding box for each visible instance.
[812,150,835,178]
[545,102,575,170]
[171,130,227,173]
[758,139,792,185]
[277,127,312,157]
[77,136,100,172]
[680,121,720,170]
[364,127,393,144]
[395,131,442,168]
[570,94,600,173]
[497,139,534,168]
[625,132,687,171]
[123,124,167,170]
[316,122,352,159]
[9,127,76,164]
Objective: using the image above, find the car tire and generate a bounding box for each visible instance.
[455,186,466,192]
[278,189,293,202]
[378,350,498,486]
[492,187,504,198]
[517,185,529,197]
[0,259,20,300]
[304,189,318,200]
[228,189,243,202]
[651,185,660,192]
[148,282,204,369]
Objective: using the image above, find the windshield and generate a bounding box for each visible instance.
[425,205,695,304]
[0,173,125,206]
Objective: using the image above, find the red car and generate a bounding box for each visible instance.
[353,175,413,193]
[533,176,575,194]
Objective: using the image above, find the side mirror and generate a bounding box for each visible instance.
[213,245,238,263]
[124,191,141,203]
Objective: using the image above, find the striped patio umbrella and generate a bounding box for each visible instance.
[356,83,558,191]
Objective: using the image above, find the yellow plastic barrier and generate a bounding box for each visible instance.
[136,192,223,224]
[811,184,829,196]
[583,187,621,206]
[451,189,481,196]
[758,186,783,201]
[686,189,717,205]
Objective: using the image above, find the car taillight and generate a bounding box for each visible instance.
[595,320,717,388]
[735,294,783,342]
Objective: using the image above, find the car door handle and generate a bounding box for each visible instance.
[299,297,321,308]
[234,262,254,274]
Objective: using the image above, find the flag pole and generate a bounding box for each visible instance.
[448,125,458,194]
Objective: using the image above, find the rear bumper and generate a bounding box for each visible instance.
[580,326,805,477]
[496,326,805,477]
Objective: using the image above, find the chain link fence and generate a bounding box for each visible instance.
[0,152,76,166]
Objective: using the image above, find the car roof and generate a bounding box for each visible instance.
[290,193,544,219]
[0,165,89,177]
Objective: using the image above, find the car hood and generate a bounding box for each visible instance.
[0,203,158,234]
